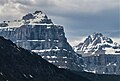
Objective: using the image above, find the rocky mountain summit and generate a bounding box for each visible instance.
[74,32,120,56]
[74,33,120,75]
[0,11,83,71]
[22,11,53,24]
[0,11,53,27]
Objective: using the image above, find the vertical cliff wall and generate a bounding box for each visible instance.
[0,11,83,71]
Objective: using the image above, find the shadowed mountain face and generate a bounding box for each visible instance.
[0,36,90,81]
[72,71,120,81]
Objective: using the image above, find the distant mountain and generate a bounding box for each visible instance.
[74,33,120,75]
[74,32,120,56]
[0,36,90,81]
[0,11,83,71]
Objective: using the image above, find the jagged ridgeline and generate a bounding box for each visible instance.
[74,33,120,75]
[0,11,83,71]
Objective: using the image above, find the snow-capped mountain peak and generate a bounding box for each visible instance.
[0,11,53,28]
[74,33,120,56]
[22,11,53,24]
[87,32,113,44]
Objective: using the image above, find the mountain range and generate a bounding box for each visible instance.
[0,36,120,81]
[0,11,120,75]
[0,36,91,81]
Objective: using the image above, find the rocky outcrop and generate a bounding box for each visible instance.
[0,11,83,71]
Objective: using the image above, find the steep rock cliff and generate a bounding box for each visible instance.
[0,11,83,71]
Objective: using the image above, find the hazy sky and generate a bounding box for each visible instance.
[0,0,119,46]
